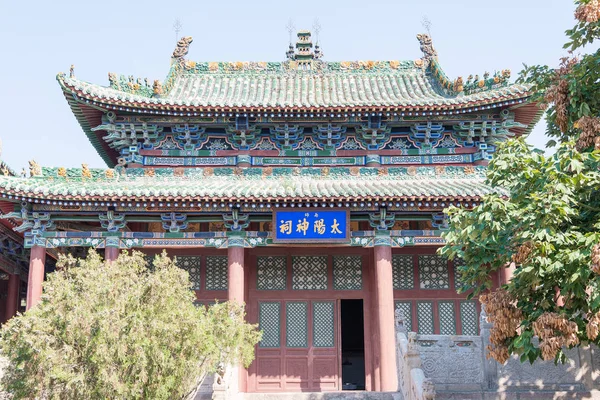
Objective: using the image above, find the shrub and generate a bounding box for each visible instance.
[0,251,261,399]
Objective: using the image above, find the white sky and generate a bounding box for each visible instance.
[0,0,579,171]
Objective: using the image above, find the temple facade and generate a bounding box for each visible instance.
[0,32,541,393]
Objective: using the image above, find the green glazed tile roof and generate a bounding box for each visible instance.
[0,166,502,201]
[58,60,530,110]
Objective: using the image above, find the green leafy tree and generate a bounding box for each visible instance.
[0,251,261,399]
[440,0,600,364]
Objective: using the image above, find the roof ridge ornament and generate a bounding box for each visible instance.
[172,36,193,59]
[416,33,438,64]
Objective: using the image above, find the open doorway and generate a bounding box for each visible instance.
[340,299,365,390]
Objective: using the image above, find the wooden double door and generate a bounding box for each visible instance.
[251,299,339,392]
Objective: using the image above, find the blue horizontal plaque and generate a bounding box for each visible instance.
[273,209,350,243]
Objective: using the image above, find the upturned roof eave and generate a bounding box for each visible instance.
[0,165,503,203]
[57,75,117,167]
[59,79,532,113]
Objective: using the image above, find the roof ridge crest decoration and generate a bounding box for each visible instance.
[6,165,488,183]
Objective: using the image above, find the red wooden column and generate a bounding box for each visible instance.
[5,273,20,319]
[26,245,46,310]
[500,262,516,285]
[227,242,246,392]
[228,246,245,304]
[105,246,119,263]
[373,232,398,392]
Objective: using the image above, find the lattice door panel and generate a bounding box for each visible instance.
[333,255,362,290]
[418,255,450,289]
[206,256,228,290]
[417,301,434,334]
[395,301,413,332]
[286,302,308,347]
[254,299,339,392]
[292,256,327,290]
[438,301,456,335]
[452,257,467,291]
[313,301,335,347]
[460,301,479,335]
[259,302,281,348]
[257,256,287,290]
[393,255,414,289]
[176,256,201,290]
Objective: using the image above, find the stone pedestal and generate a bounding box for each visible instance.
[26,245,46,310]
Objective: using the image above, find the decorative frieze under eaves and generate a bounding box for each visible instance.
[25,230,444,250]
[14,198,480,215]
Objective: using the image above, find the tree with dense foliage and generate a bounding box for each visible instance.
[0,251,261,400]
[440,0,600,364]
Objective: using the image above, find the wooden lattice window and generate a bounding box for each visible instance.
[177,256,201,290]
[418,255,449,289]
[333,255,362,290]
[257,256,287,290]
[393,255,414,289]
[205,256,228,290]
[292,256,327,290]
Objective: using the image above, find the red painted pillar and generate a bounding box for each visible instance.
[228,246,245,304]
[374,235,398,392]
[227,244,246,393]
[26,245,46,310]
[5,273,20,319]
[105,247,119,263]
[501,262,516,285]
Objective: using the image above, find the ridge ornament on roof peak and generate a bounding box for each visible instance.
[172,36,193,59]
[416,33,437,65]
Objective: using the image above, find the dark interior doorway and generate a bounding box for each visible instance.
[340,299,365,390]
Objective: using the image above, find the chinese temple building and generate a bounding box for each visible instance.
[0,31,541,394]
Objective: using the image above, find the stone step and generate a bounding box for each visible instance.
[242,392,402,400]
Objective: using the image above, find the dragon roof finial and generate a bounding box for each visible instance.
[416,33,438,61]
[172,36,193,59]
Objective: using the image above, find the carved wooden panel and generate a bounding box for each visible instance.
[292,256,327,290]
[418,255,449,289]
[417,301,434,334]
[286,302,308,347]
[176,256,201,290]
[460,301,478,335]
[395,300,413,332]
[257,256,287,290]
[438,301,456,335]
[259,302,281,348]
[205,255,227,290]
[333,255,362,290]
[393,255,414,289]
[313,301,335,347]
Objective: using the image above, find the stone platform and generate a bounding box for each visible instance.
[242,392,403,400]
[436,390,600,400]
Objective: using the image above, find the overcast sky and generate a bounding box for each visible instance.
[0,0,579,171]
